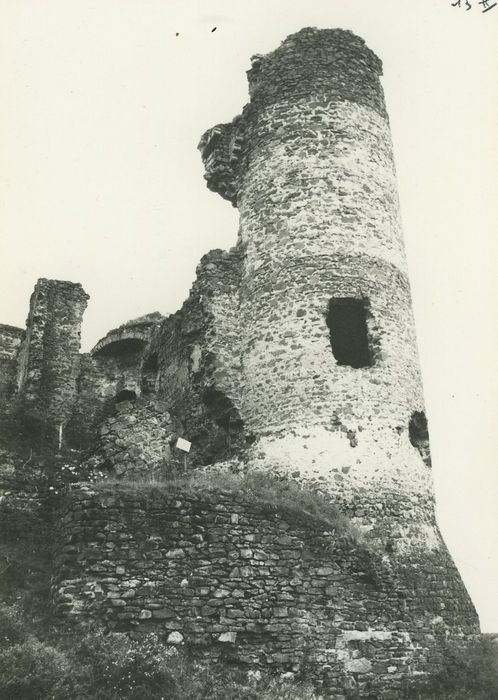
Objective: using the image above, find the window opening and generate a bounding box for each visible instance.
[141,354,159,395]
[326,298,372,368]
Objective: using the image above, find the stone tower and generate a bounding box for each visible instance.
[200,28,433,506]
[200,23,479,654]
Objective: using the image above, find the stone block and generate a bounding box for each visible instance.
[167,631,184,645]
[218,631,237,643]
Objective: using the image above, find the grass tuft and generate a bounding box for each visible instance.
[90,469,359,541]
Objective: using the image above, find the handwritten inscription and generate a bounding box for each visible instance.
[452,0,497,11]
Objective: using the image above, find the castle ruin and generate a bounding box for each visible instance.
[0,28,479,698]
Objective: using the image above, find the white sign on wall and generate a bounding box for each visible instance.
[176,437,191,453]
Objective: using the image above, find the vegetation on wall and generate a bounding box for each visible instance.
[96,469,361,542]
[1,467,497,698]
[0,602,497,699]
[403,636,498,700]
[0,605,318,700]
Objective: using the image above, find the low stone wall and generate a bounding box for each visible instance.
[52,484,476,697]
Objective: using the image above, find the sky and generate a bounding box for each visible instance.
[0,1,496,631]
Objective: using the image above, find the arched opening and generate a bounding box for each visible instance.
[203,387,243,431]
[115,389,137,404]
[197,387,246,465]
[93,337,146,359]
[141,354,159,395]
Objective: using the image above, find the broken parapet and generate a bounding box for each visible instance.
[198,116,247,205]
[16,278,89,450]
[198,29,385,208]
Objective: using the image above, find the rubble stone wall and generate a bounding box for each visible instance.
[81,398,179,480]
[157,247,247,466]
[52,485,479,697]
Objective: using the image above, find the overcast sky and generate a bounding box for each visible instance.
[0,1,496,631]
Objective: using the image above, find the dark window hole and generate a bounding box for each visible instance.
[409,410,432,468]
[115,389,137,404]
[141,354,159,395]
[326,298,372,369]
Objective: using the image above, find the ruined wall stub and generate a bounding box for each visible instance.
[157,247,246,466]
[16,278,88,449]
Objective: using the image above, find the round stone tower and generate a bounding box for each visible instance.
[200,28,432,510]
[199,27,479,685]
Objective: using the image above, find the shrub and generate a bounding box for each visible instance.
[66,630,177,700]
[0,500,53,615]
[0,613,319,700]
[0,602,29,648]
[64,629,317,700]
[437,635,498,698]
[0,636,74,700]
[403,635,498,699]
[162,657,318,700]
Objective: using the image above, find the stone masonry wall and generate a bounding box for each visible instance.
[16,279,89,449]
[82,397,180,480]
[157,247,248,466]
[65,354,112,451]
[66,316,162,451]
[52,484,478,698]
[66,348,145,453]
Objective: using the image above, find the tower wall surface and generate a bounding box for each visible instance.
[200,28,430,508]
